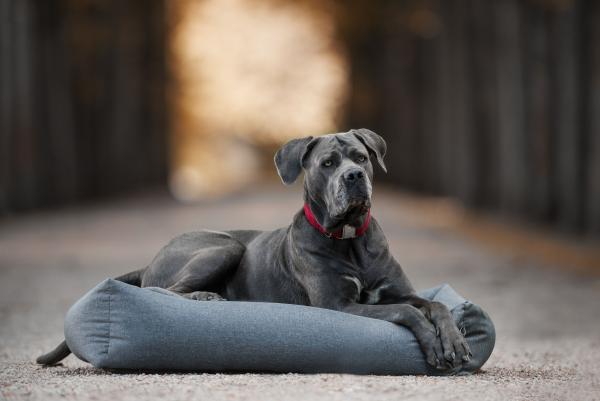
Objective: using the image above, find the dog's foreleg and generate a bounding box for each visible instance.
[341,303,449,370]
[390,296,472,366]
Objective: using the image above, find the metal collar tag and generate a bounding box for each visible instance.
[342,225,356,239]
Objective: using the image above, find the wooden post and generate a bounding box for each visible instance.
[0,0,14,213]
[584,0,600,233]
[494,0,528,213]
[523,3,552,221]
[552,1,584,230]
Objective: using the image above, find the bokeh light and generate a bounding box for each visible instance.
[169,0,347,200]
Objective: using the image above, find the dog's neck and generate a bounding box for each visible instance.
[303,192,370,234]
[303,203,370,240]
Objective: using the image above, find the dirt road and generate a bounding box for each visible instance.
[1,185,598,400]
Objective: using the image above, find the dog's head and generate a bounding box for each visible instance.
[275,129,386,229]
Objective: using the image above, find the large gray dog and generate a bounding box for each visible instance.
[38,129,470,370]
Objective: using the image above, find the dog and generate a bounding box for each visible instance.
[37,129,470,370]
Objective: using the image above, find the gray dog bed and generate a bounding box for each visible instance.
[64,279,495,375]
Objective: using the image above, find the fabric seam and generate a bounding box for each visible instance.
[457,302,471,335]
[105,288,112,356]
[429,284,446,300]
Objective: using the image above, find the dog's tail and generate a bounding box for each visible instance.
[36,340,70,365]
[36,268,147,366]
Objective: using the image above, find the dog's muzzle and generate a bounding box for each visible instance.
[329,167,372,218]
[343,167,371,202]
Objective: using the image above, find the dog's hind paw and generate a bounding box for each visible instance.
[185,291,227,301]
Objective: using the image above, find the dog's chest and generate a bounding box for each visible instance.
[342,275,388,305]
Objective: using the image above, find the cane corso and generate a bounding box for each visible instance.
[37,129,470,370]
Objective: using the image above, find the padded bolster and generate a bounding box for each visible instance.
[64,279,495,375]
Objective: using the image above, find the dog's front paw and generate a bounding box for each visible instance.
[437,321,471,368]
[186,291,227,301]
[427,302,472,368]
[416,320,453,371]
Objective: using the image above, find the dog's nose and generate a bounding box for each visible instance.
[343,168,365,183]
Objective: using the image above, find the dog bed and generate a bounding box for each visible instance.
[63,279,495,375]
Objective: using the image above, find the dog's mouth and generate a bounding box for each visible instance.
[332,196,371,220]
[346,197,371,212]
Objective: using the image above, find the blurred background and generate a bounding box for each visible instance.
[1,0,599,235]
[2,2,600,399]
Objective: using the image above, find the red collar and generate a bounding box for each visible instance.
[303,203,371,239]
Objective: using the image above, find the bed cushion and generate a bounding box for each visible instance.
[64,279,495,375]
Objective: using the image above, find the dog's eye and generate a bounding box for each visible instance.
[322,160,333,168]
[357,155,367,163]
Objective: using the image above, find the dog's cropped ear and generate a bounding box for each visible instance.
[351,128,387,173]
[274,136,316,185]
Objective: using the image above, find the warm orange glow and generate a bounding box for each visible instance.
[169,0,347,200]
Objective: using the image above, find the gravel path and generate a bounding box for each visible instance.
[1,185,599,401]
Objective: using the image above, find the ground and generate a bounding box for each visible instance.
[1,185,599,401]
